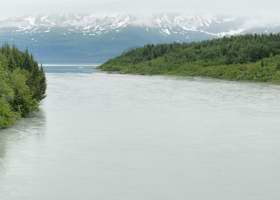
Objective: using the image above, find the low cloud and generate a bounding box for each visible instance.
[1,0,280,19]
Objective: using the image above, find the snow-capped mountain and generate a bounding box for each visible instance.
[0,14,245,37]
[0,14,278,63]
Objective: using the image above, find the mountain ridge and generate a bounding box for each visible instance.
[0,14,247,36]
[1,14,280,63]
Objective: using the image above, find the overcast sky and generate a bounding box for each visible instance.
[1,0,279,18]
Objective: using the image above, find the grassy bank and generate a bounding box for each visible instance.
[100,34,280,83]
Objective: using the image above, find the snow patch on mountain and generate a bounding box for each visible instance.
[0,14,278,38]
[0,14,248,37]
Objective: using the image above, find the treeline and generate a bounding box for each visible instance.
[0,45,46,128]
[100,34,280,82]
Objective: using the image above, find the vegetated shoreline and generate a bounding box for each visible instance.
[100,34,280,84]
[0,45,46,129]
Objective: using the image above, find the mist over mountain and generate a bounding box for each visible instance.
[0,13,279,64]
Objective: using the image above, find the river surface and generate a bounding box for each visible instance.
[1,66,280,199]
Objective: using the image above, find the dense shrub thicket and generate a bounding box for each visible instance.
[0,45,46,128]
[100,34,280,83]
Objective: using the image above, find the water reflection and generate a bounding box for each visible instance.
[0,110,46,171]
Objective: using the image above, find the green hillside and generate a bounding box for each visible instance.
[100,34,280,83]
[0,45,46,128]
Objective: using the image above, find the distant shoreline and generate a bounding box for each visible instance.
[42,64,100,67]
[100,34,280,84]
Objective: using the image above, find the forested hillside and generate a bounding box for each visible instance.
[0,45,46,128]
[100,34,280,83]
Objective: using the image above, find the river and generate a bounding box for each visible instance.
[1,66,280,199]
